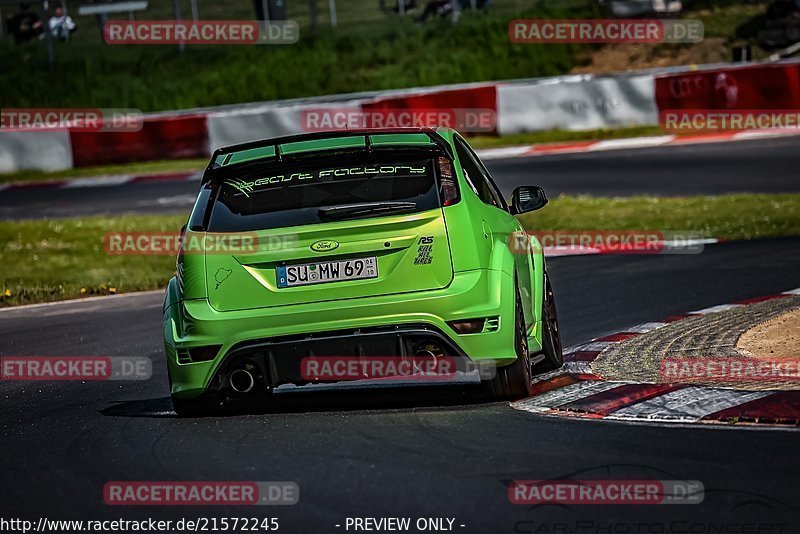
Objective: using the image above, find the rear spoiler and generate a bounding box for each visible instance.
[202,128,454,184]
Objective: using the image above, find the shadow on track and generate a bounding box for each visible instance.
[100,384,499,418]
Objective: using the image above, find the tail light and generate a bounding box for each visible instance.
[437,156,460,206]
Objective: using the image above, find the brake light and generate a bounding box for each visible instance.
[437,157,460,206]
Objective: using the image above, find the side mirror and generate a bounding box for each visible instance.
[510,186,548,215]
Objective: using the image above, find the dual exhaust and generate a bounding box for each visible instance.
[227,343,444,392]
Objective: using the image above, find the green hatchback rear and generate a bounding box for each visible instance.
[163,127,562,415]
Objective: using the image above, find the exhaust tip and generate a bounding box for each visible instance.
[414,348,438,359]
[412,346,443,374]
[229,369,255,393]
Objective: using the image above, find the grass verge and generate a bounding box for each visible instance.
[0,159,208,184]
[2,193,799,307]
[1,2,592,111]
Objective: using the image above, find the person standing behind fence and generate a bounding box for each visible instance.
[415,0,491,23]
[49,4,76,40]
[8,2,43,44]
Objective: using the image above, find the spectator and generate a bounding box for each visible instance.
[415,0,490,22]
[380,0,418,14]
[8,2,43,44]
[49,4,76,40]
[415,0,450,22]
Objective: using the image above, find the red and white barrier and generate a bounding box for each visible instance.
[497,73,658,134]
[206,101,363,153]
[69,114,208,168]
[655,62,800,111]
[0,130,73,173]
[2,60,799,172]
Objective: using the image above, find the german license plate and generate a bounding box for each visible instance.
[276,257,378,288]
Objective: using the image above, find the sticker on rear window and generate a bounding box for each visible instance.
[225,165,427,197]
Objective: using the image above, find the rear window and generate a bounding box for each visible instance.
[207,151,441,232]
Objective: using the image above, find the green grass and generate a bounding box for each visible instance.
[518,194,800,241]
[0,214,183,307]
[0,0,772,111]
[0,158,208,183]
[1,1,593,111]
[691,0,770,39]
[2,193,799,307]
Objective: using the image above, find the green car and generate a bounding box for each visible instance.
[163,127,562,415]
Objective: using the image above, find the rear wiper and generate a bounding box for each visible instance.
[318,201,417,221]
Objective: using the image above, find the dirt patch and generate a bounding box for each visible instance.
[737,308,800,359]
[571,38,730,74]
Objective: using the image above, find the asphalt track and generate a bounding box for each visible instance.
[1,136,799,219]
[1,238,800,531]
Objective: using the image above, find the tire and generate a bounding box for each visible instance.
[481,285,533,399]
[535,272,563,373]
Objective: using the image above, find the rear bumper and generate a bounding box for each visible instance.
[164,268,535,398]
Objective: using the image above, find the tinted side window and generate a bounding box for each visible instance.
[455,138,499,208]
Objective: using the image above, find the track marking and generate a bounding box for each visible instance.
[587,136,676,151]
[607,387,773,422]
[473,146,531,160]
[688,303,744,315]
[0,290,163,313]
[623,322,668,334]
[512,380,621,413]
[63,175,134,188]
[560,383,684,416]
[707,391,800,423]
[514,286,800,426]
[570,341,614,352]
[532,361,593,382]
